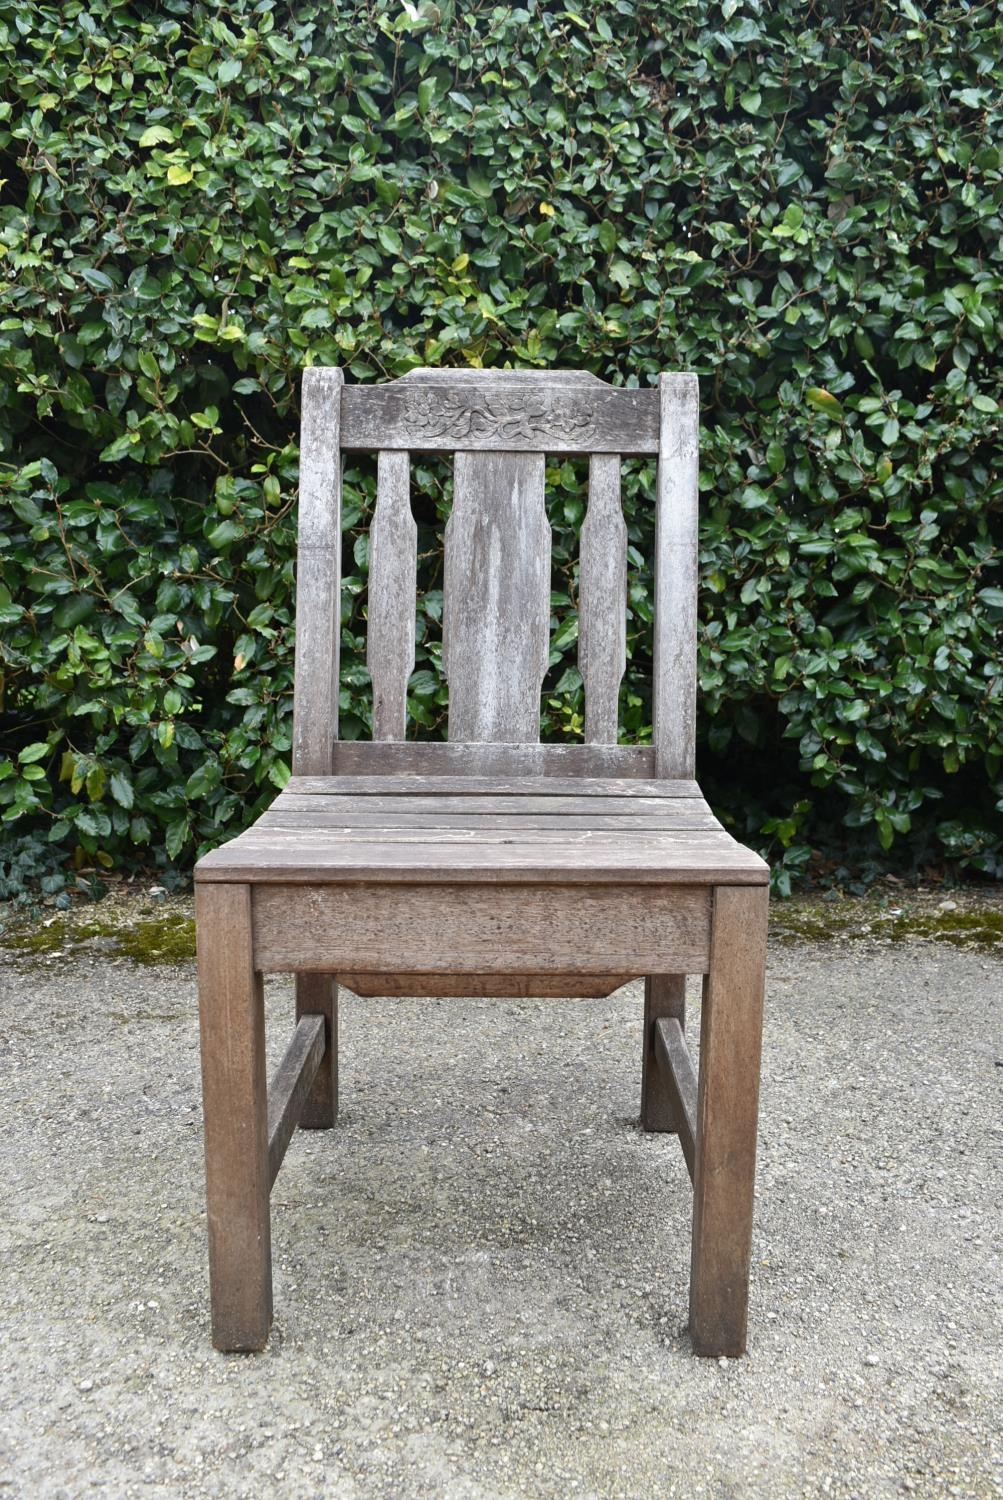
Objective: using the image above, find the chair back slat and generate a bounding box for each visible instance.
[341,369,659,455]
[443,451,550,742]
[367,451,416,741]
[292,367,343,775]
[653,373,700,778]
[578,454,626,744]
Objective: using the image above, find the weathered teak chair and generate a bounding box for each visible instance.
[194,368,769,1357]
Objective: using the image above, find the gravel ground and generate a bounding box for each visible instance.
[0,922,1001,1499]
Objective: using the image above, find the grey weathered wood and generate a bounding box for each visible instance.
[266,1013,326,1188]
[368,451,416,740]
[653,372,699,779]
[579,454,626,744]
[196,883,271,1352]
[642,974,687,1133]
[653,1015,697,1178]
[444,452,550,743]
[288,775,701,798]
[340,972,631,998]
[328,742,655,777]
[251,883,712,975]
[690,884,768,1357]
[340,370,659,455]
[198,826,770,885]
[257,812,719,832]
[256,792,722,831]
[292,367,343,775]
[268,791,717,818]
[295,973,338,1128]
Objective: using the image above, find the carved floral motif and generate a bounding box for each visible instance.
[403,388,597,443]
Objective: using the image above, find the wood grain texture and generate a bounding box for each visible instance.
[256,797,722,831]
[327,742,655,777]
[293,366,343,775]
[368,451,416,740]
[654,1015,697,1178]
[341,972,631,998]
[653,372,699,779]
[197,827,770,886]
[269,791,714,817]
[196,883,272,1352]
[270,791,710,815]
[444,451,550,743]
[257,813,719,832]
[340,369,659,454]
[288,775,700,798]
[252,883,712,975]
[579,454,626,744]
[295,973,338,1128]
[266,1014,326,1188]
[689,883,768,1357]
[641,974,687,1133]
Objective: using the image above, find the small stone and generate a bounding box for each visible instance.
[938,900,958,912]
[79,1379,93,1392]
[864,1353,879,1367]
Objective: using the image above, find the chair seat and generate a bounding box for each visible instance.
[194,774,769,887]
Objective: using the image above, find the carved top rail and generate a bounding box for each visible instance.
[339,369,659,455]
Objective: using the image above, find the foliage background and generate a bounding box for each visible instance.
[1,0,1001,898]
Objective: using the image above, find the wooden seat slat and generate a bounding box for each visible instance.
[211,827,752,848]
[255,812,722,833]
[271,791,709,815]
[196,828,768,885]
[286,775,702,798]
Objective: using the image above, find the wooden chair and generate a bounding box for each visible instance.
[194,368,769,1357]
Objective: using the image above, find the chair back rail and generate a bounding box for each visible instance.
[291,367,698,776]
[340,368,659,454]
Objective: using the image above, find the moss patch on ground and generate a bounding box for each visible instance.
[1,886,1000,967]
[0,895,196,966]
[771,897,1003,950]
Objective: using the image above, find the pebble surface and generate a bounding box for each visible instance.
[0,928,1001,1498]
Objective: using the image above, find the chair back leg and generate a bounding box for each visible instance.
[295,974,339,1127]
[641,973,687,1132]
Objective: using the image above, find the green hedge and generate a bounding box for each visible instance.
[1,0,1001,897]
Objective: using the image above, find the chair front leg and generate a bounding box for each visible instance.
[641,974,686,1131]
[690,884,768,1357]
[196,882,272,1352]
